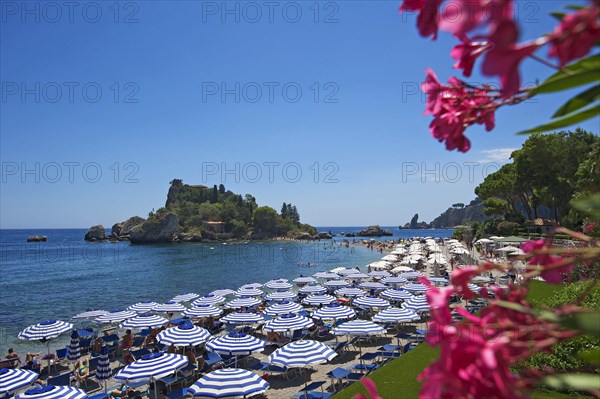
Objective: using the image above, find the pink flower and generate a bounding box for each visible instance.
[481,20,539,98]
[523,239,573,284]
[399,0,443,39]
[451,37,490,77]
[451,266,478,299]
[353,377,382,399]
[548,6,600,66]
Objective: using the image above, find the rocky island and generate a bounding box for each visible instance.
[85,179,323,243]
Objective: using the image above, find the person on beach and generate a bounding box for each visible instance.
[73,357,89,384]
[5,348,20,368]
[120,329,133,349]
[144,328,160,348]
[110,383,142,398]
[266,331,287,344]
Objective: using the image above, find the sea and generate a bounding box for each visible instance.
[0,227,453,354]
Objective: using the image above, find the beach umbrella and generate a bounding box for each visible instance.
[402,296,431,312]
[323,280,350,289]
[115,352,188,396]
[210,289,235,297]
[372,308,420,324]
[368,270,391,278]
[206,333,265,366]
[381,255,399,262]
[15,385,88,399]
[67,330,81,363]
[334,287,366,298]
[220,313,264,325]
[293,276,317,284]
[298,285,327,295]
[380,288,414,301]
[225,297,261,310]
[428,277,449,285]
[404,282,429,293]
[234,288,263,297]
[468,283,483,293]
[313,272,339,280]
[263,314,313,332]
[120,314,169,329]
[171,293,200,303]
[264,280,293,290]
[311,303,356,320]
[239,283,263,290]
[367,261,391,270]
[95,310,137,323]
[183,305,223,318]
[157,323,211,347]
[95,345,112,392]
[72,310,108,319]
[381,276,407,286]
[268,340,336,368]
[18,320,73,341]
[301,294,336,306]
[263,301,304,316]
[471,276,492,284]
[359,281,387,290]
[399,271,423,280]
[0,368,39,395]
[192,295,226,306]
[347,273,370,280]
[391,266,414,274]
[188,368,269,398]
[332,320,385,336]
[127,302,158,313]
[353,296,391,309]
[265,291,297,302]
[333,267,359,276]
[152,301,186,313]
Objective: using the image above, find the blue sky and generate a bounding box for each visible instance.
[1,1,598,228]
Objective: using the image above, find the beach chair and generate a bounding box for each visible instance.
[132,336,145,348]
[130,348,151,361]
[55,348,68,366]
[167,388,191,399]
[88,393,111,399]
[403,342,417,353]
[47,371,72,386]
[291,381,327,399]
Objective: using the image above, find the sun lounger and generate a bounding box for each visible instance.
[292,381,327,399]
[47,371,72,386]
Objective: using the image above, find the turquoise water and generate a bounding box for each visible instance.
[0,228,453,353]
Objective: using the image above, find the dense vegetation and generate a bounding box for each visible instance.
[147,179,316,239]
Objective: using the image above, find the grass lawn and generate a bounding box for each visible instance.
[332,281,596,398]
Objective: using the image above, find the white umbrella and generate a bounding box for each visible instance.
[188,368,269,398]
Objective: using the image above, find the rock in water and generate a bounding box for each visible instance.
[84,225,106,241]
[358,225,393,237]
[130,212,179,243]
[110,216,145,240]
[26,235,47,242]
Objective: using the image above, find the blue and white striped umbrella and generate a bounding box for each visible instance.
[157,324,211,347]
[210,289,235,297]
[332,320,385,336]
[381,276,407,286]
[95,310,137,324]
[127,302,158,313]
[152,302,186,313]
[334,287,366,298]
[302,294,336,306]
[234,288,263,297]
[95,345,112,382]
[188,368,269,398]
[293,276,317,284]
[183,305,223,318]
[358,281,387,290]
[0,368,39,395]
[323,280,350,289]
[18,320,73,341]
[468,283,483,292]
[120,314,169,329]
[192,295,226,306]
[115,352,188,382]
[172,293,200,303]
[263,301,304,316]
[264,280,292,290]
[15,385,88,399]
[372,307,420,323]
[347,273,370,279]
[268,340,336,367]
[313,272,339,279]
[353,296,391,309]
[298,285,327,295]
[428,277,449,285]
[67,330,81,363]
[206,333,265,356]
[368,270,391,278]
[399,271,423,280]
[311,303,356,320]
[402,296,431,312]
[403,282,429,293]
[265,291,297,302]
[239,283,263,290]
[333,268,359,276]
[225,297,261,309]
[263,314,313,332]
[380,288,414,301]
[220,313,264,324]
[73,310,108,319]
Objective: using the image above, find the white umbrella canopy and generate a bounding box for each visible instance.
[391,266,415,274]
[188,368,269,399]
[381,255,399,262]
[268,340,336,367]
[367,261,391,270]
[496,245,520,252]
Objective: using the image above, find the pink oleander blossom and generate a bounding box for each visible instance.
[522,239,573,284]
[548,5,600,66]
[353,377,382,399]
[451,37,491,77]
[399,0,443,39]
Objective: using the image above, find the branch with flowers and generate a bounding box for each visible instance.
[401,0,599,152]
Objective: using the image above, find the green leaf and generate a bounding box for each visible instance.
[573,193,600,221]
[550,11,566,21]
[531,55,600,95]
[542,374,600,392]
[579,349,600,365]
[559,312,600,339]
[553,85,600,117]
[517,105,600,135]
[565,4,585,10]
